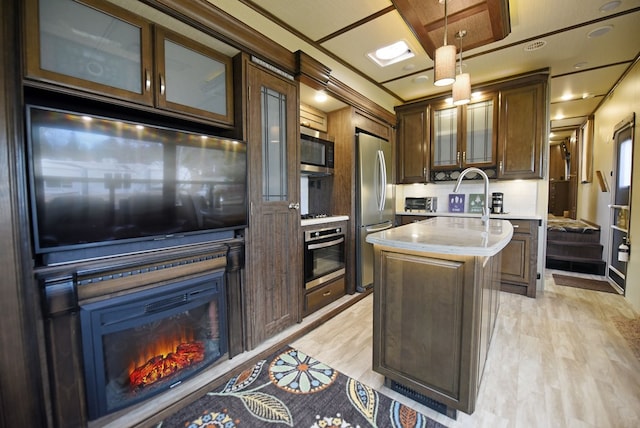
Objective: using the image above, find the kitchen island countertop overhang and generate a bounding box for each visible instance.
[366,216,513,257]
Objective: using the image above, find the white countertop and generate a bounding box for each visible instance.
[366,216,513,257]
[301,215,349,227]
[397,211,542,221]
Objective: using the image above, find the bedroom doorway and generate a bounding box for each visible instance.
[607,114,634,292]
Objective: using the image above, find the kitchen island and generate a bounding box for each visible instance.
[366,217,513,417]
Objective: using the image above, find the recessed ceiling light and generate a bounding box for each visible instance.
[367,40,415,67]
[413,75,429,84]
[587,25,613,38]
[314,91,328,102]
[524,40,546,52]
[561,93,573,101]
[574,61,588,69]
[599,1,621,12]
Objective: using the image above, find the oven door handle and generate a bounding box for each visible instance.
[307,236,345,250]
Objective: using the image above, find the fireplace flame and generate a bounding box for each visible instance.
[128,329,205,389]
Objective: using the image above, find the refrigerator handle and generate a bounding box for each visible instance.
[377,149,387,211]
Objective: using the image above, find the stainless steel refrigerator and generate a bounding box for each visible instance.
[355,132,394,292]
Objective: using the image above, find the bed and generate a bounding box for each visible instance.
[545,214,605,274]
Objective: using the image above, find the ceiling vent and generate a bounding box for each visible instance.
[524,40,547,52]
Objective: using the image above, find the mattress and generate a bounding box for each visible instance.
[547,214,600,233]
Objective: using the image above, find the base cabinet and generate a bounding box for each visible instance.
[303,276,345,317]
[372,247,501,415]
[500,219,538,297]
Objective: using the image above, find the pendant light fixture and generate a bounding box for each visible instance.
[434,0,456,86]
[452,30,471,105]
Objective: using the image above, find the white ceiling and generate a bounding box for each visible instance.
[222,0,640,141]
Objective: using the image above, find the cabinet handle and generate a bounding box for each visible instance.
[322,290,332,297]
[512,224,520,228]
[462,151,466,164]
[499,160,503,173]
[159,73,166,95]
[456,151,460,166]
[144,69,151,92]
[423,167,427,178]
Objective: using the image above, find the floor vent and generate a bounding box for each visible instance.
[387,379,457,420]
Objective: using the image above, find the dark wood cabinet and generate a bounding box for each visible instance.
[395,72,548,183]
[25,0,154,105]
[431,94,497,173]
[153,27,234,124]
[243,58,301,349]
[25,0,234,126]
[549,180,571,216]
[498,79,547,179]
[396,104,429,183]
[500,219,539,297]
[372,246,501,415]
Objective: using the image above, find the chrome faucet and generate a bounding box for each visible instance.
[453,167,490,224]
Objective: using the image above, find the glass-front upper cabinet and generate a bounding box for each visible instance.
[431,103,459,170]
[154,27,233,124]
[26,0,234,126]
[430,94,497,171]
[25,0,154,105]
[462,94,498,168]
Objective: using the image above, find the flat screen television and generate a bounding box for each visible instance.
[26,105,247,265]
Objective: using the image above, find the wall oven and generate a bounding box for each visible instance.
[304,226,345,290]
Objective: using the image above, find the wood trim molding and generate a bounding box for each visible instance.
[327,77,396,127]
[140,0,296,73]
[295,50,331,91]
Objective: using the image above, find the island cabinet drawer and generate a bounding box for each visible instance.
[303,276,345,316]
[508,219,532,234]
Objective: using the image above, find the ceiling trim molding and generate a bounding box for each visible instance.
[315,6,396,44]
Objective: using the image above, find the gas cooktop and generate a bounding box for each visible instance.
[301,213,331,219]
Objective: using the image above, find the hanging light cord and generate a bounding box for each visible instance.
[443,0,448,46]
[458,33,463,74]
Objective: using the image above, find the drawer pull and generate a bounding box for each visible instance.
[322,290,332,297]
[513,224,520,228]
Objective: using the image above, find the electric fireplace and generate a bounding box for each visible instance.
[79,270,227,419]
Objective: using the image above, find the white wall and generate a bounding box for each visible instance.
[581,59,640,312]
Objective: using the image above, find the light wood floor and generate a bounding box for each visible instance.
[291,270,640,428]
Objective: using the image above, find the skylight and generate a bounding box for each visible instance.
[367,41,414,67]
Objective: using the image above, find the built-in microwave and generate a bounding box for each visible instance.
[300,134,334,175]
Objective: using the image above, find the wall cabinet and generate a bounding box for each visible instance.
[372,246,501,415]
[431,94,497,173]
[25,0,233,126]
[500,219,539,297]
[396,105,429,183]
[395,73,548,182]
[497,80,546,179]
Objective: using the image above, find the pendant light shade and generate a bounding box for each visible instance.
[452,73,471,105]
[434,45,456,86]
[452,29,470,105]
[433,0,456,86]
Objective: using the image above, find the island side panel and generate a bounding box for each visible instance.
[372,247,480,413]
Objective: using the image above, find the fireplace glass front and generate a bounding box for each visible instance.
[80,271,227,419]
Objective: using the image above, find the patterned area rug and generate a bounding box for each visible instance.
[552,274,618,294]
[158,347,446,427]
